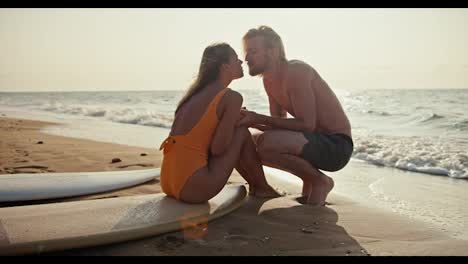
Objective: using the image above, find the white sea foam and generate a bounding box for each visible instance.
[36,103,174,129]
[353,136,468,179]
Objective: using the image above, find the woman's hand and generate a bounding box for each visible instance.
[237,109,262,127]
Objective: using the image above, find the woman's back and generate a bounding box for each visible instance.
[171,84,227,139]
[159,84,236,199]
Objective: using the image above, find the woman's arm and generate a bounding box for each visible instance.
[210,91,243,156]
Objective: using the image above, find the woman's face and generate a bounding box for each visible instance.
[226,52,244,80]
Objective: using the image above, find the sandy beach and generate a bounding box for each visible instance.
[1,116,468,256]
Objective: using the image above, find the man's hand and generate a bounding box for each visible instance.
[250,124,273,131]
[237,109,262,127]
[236,107,248,123]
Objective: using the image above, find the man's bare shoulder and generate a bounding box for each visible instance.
[288,59,310,68]
[286,60,318,80]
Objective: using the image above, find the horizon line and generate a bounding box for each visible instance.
[1,87,468,93]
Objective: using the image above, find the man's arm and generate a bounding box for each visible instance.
[248,110,315,132]
[245,97,284,131]
[238,68,316,132]
[269,96,287,118]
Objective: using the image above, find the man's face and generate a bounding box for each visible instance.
[243,36,270,76]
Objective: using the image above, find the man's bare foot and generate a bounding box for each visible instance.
[253,185,282,198]
[299,173,334,206]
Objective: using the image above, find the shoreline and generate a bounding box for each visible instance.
[1,116,468,255]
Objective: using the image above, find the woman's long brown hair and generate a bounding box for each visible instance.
[175,43,235,114]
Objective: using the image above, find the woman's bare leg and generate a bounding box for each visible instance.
[235,162,255,193]
[235,131,279,197]
[179,127,278,203]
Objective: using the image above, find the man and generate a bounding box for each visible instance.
[237,25,353,205]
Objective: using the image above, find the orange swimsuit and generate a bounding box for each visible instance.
[159,88,229,200]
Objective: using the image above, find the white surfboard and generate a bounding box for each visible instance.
[0,168,160,202]
[0,185,246,255]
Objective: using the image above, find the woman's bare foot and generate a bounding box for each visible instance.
[299,173,334,206]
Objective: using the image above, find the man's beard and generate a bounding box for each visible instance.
[248,55,269,76]
[248,64,265,76]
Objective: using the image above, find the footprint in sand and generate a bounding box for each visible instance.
[227,227,248,235]
[11,165,48,169]
[14,149,30,157]
[223,234,270,244]
[117,163,154,169]
[5,165,51,174]
[154,235,186,251]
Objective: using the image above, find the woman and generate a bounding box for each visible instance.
[159,43,279,203]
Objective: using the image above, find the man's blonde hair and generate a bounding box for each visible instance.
[243,25,287,62]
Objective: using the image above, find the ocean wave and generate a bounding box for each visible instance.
[365,110,391,116]
[38,103,108,118]
[452,120,468,130]
[107,110,173,129]
[85,110,107,117]
[352,137,468,179]
[89,107,175,129]
[36,103,173,129]
[418,112,444,123]
[415,106,430,110]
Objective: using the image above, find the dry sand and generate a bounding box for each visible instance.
[1,116,468,256]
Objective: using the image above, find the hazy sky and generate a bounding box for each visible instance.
[1,8,468,92]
